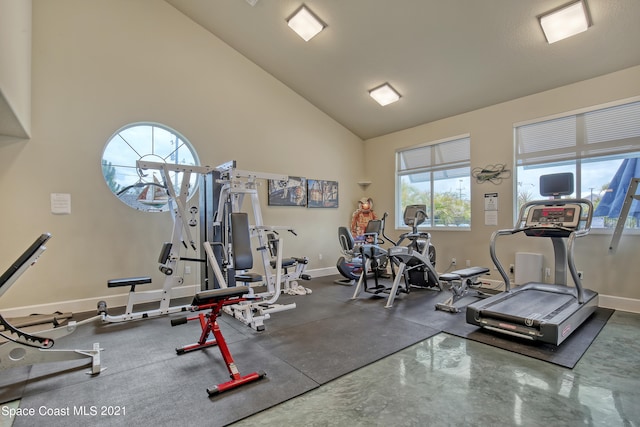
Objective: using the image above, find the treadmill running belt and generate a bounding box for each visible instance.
[479,289,575,327]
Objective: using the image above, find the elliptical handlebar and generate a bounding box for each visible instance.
[379,212,394,246]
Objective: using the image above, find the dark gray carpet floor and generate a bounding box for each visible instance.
[1,275,611,426]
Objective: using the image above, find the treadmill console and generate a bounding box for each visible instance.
[525,204,581,229]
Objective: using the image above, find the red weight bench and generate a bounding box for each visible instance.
[171,286,266,396]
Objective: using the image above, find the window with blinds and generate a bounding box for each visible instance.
[514,99,640,229]
[396,135,471,228]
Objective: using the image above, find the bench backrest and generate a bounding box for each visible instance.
[0,233,51,297]
[231,213,253,271]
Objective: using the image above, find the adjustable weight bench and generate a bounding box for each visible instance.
[436,266,491,313]
[0,233,102,375]
[171,286,266,396]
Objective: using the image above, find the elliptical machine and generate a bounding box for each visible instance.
[352,205,440,308]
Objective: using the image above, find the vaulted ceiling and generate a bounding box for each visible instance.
[165,0,640,140]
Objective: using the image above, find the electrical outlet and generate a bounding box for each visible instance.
[466,260,471,267]
[509,264,514,274]
[319,253,323,260]
[185,265,191,275]
[545,267,551,278]
[578,271,583,279]
[451,258,456,266]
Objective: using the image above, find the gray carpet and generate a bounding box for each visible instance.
[2,274,611,426]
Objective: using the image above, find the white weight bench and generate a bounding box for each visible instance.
[436,266,490,313]
[0,233,102,376]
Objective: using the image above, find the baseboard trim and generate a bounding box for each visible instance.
[306,266,338,278]
[598,294,640,314]
[5,272,635,317]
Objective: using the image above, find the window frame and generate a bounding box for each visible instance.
[395,134,471,230]
[513,96,640,234]
[101,122,201,212]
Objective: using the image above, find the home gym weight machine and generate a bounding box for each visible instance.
[466,173,599,345]
[199,161,307,331]
[99,161,215,323]
[1,233,102,375]
[352,205,441,308]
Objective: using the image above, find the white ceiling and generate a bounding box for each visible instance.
[164,0,640,140]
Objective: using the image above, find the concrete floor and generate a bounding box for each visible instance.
[232,310,640,427]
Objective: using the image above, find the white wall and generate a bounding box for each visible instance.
[364,65,640,308]
[0,0,364,312]
[0,0,31,139]
[1,0,638,315]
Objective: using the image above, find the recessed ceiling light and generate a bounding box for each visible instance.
[369,83,401,106]
[287,5,326,42]
[539,0,590,44]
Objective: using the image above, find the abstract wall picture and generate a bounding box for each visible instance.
[268,176,307,206]
[307,179,338,208]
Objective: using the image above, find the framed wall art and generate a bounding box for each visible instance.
[307,179,338,208]
[268,176,307,206]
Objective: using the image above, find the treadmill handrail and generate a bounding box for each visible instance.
[490,229,515,291]
[490,198,593,301]
[567,231,585,304]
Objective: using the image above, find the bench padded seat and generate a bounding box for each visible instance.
[439,267,489,282]
[107,276,152,288]
[192,286,249,306]
[235,272,263,283]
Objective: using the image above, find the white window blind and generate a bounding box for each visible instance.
[398,136,470,174]
[516,101,640,166]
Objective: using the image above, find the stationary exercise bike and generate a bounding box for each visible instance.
[335,217,388,285]
[335,227,364,284]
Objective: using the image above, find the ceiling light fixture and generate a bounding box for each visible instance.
[287,5,326,42]
[369,83,401,106]
[539,0,590,44]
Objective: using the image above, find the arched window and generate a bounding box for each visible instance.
[101,122,200,212]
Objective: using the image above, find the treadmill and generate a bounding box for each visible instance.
[466,173,598,345]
